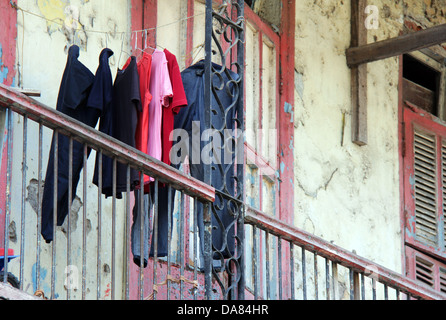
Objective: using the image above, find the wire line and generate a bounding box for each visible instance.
[13,3,204,36]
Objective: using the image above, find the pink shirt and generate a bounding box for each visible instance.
[146,49,173,183]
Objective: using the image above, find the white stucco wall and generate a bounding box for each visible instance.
[292,0,445,299]
[293,0,402,286]
[9,0,132,300]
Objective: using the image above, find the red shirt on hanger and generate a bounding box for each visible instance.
[124,52,153,192]
[135,52,153,155]
[163,49,188,166]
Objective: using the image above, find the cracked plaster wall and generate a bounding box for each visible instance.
[293,0,446,283]
[292,0,440,279]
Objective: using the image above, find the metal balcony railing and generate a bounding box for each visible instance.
[244,206,446,300]
[0,84,219,300]
[1,84,445,300]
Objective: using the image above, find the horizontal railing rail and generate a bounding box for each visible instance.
[0,84,215,202]
[2,83,444,301]
[244,206,446,300]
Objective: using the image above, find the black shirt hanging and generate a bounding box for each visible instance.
[41,46,113,243]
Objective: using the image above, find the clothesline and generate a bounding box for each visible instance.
[13,3,205,36]
[13,3,207,86]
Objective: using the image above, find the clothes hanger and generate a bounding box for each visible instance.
[135,30,166,60]
[117,33,131,69]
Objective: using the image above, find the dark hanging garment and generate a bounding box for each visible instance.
[41,46,113,243]
[93,56,141,198]
[155,61,239,262]
[86,48,114,117]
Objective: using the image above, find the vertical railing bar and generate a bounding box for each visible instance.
[184,193,193,296]
[236,0,246,301]
[35,122,43,291]
[67,136,73,300]
[302,247,307,300]
[111,157,117,300]
[325,258,330,300]
[203,202,213,300]
[193,196,198,300]
[265,232,270,300]
[179,191,185,299]
[3,108,12,284]
[372,278,376,300]
[278,236,282,300]
[253,225,259,300]
[314,252,318,300]
[290,242,295,300]
[349,268,354,300]
[236,205,245,300]
[332,262,338,300]
[258,228,263,300]
[167,186,172,300]
[229,208,235,301]
[51,130,58,299]
[203,0,213,301]
[138,173,144,300]
[361,273,365,300]
[396,288,400,300]
[97,151,103,300]
[19,114,28,291]
[82,143,88,300]
[230,223,236,301]
[125,164,131,300]
[384,284,388,300]
[152,179,159,300]
[354,271,361,300]
[277,237,282,300]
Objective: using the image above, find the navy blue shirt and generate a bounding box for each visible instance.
[152,61,239,259]
[41,46,113,243]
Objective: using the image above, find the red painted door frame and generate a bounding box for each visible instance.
[278,0,295,300]
[0,0,17,250]
[278,0,295,226]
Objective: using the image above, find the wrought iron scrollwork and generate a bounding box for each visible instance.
[204,0,245,300]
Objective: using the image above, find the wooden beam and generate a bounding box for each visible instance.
[15,88,41,97]
[347,23,446,67]
[350,0,368,146]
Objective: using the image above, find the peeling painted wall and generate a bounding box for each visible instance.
[293,0,445,298]
[251,0,281,30]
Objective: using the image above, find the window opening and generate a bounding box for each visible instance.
[402,54,441,116]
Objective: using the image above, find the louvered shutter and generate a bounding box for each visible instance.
[404,107,446,254]
[406,247,446,293]
[440,266,446,293]
[442,142,446,252]
[415,254,435,288]
[413,130,439,247]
